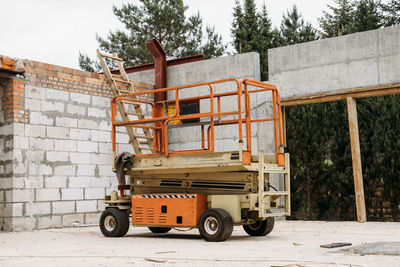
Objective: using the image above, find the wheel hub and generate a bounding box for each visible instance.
[104,215,116,231]
[204,216,219,234]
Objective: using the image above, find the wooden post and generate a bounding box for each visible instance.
[346,97,367,222]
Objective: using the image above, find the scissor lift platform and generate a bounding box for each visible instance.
[98,51,290,241]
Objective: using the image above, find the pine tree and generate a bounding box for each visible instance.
[382,0,400,26]
[280,5,318,46]
[258,3,274,80]
[353,0,382,32]
[231,0,246,53]
[79,0,226,72]
[242,0,259,52]
[319,0,355,38]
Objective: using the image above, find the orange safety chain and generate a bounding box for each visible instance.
[111,78,285,166]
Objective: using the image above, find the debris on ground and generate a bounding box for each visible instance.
[320,242,352,248]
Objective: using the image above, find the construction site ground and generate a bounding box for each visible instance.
[0,220,399,267]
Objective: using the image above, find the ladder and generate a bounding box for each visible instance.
[97,49,154,154]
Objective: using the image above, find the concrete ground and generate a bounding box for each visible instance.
[0,221,399,267]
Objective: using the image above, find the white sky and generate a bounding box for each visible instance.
[0,0,346,69]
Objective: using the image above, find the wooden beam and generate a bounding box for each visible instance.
[282,83,400,106]
[346,97,367,223]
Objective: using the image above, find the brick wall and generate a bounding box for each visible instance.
[0,58,153,231]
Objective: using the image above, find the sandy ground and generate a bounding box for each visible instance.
[0,221,399,267]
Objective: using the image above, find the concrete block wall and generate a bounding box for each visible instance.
[268,25,400,98]
[0,59,151,231]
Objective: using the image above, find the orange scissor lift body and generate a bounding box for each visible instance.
[101,78,290,242]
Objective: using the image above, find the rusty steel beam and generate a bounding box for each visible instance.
[146,39,167,102]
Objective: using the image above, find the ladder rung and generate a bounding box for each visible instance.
[114,78,131,84]
[126,112,145,116]
[117,89,134,93]
[99,52,123,61]
[139,141,148,145]
[134,135,151,139]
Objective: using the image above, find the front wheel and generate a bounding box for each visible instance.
[99,208,130,237]
[198,208,233,242]
[243,216,274,236]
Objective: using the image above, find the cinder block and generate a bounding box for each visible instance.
[54,139,77,151]
[70,129,90,140]
[6,189,35,202]
[98,165,115,177]
[56,117,77,128]
[90,153,111,165]
[66,104,86,116]
[46,151,69,162]
[98,121,111,131]
[99,142,112,154]
[47,126,69,139]
[92,96,110,107]
[14,123,25,136]
[24,176,44,189]
[77,119,98,130]
[25,98,42,111]
[14,136,29,149]
[45,176,67,188]
[30,137,54,150]
[61,188,83,200]
[77,141,98,153]
[76,200,97,212]
[91,130,110,142]
[69,152,91,164]
[88,107,106,118]
[25,85,46,99]
[25,124,46,138]
[85,188,105,199]
[52,201,75,214]
[40,114,54,125]
[0,178,24,189]
[90,176,111,187]
[11,217,36,231]
[25,150,45,161]
[116,133,130,143]
[46,88,69,101]
[37,215,62,229]
[70,92,91,104]
[62,213,84,226]
[54,165,76,176]
[36,188,60,201]
[25,202,51,216]
[77,164,96,176]
[68,176,91,188]
[85,212,101,224]
[29,111,42,124]
[28,162,53,176]
[41,101,64,112]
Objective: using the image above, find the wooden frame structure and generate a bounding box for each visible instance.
[281,82,400,222]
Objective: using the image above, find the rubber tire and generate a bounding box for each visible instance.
[148,227,172,233]
[243,216,275,236]
[99,208,130,237]
[198,208,233,242]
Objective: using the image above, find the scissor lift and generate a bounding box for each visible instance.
[98,52,290,242]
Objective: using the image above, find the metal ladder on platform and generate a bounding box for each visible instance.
[97,49,154,154]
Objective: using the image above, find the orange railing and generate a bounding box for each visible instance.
[111,78,284,165]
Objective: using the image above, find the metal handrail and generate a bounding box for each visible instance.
[111,78,284,165]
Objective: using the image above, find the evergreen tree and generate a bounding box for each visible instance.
[79,0,226,72]
[353,0,382,32]
[319,0,355,37]
[231,0,246,53]
[280,5,318,45]
[382,0,400,26]
[258,3,274,80]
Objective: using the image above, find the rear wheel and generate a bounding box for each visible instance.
[148,227,171,233]
[243,216,274,236]
[198,208,233,242]
[100,208,129,237]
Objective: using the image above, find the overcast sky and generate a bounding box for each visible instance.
[0,0,354,69]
